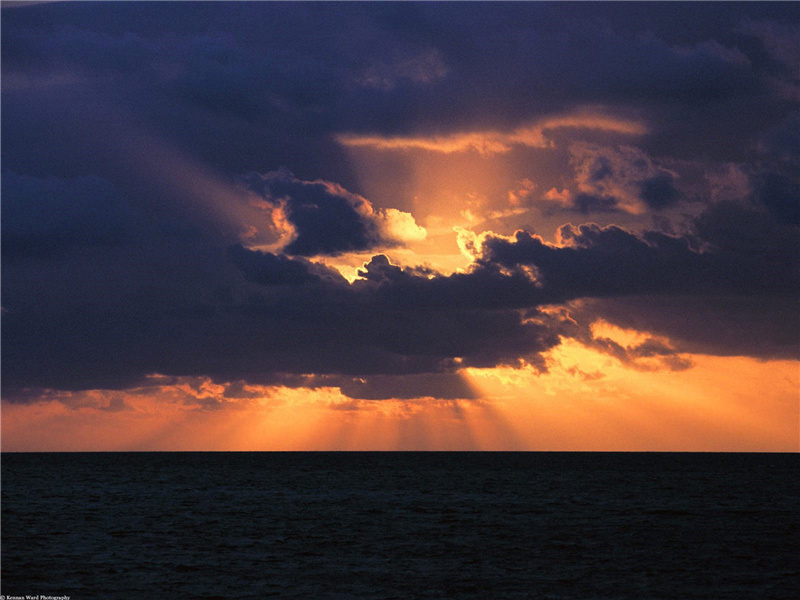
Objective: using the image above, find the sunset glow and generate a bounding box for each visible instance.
[3,2,798,452]
[336,109,648,155]
[3,344,796,452]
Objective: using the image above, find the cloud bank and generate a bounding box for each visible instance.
[2,2,798,406]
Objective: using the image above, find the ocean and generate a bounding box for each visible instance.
[2,452,798,599]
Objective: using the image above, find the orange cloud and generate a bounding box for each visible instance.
[4,340,795,452]
[462,341,799,452]
[507,178,537,206]
[336,108,648,155]
[544,187,572,205]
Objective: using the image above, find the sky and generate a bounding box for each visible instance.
[2,1,798,451]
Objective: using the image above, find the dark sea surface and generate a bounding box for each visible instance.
[2,452,798,599]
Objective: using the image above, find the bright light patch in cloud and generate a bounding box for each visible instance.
[337,109,648,155]
[454,227,498,263]
[375,207,427,244]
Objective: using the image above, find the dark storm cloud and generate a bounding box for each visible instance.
[355,254,542,311]
[1,282,555,398]
[4,2,798,181]
[478,200,799,359]
[572,194,621,214]
[1,173,532,394]
[2,2,799,398]
[752,172,800,226]
[751,113,800,225]
[7,190,796,397]
[225,371,482,401]
[482,203,798,302]
[481,225,700,300]
[691,200,798,283]
[571,295,799,362]
[639,174,681,210]
[1,171,134,259]
[3,202,797,395]
[564,142,686,215]
[226,245,339,287]
[238,169,418,257]
[336,373,479,401]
